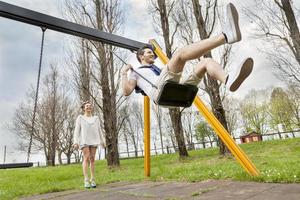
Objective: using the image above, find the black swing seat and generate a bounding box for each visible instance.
[156,81,198,107]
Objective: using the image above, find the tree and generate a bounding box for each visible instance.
[162,110,178,152]
[239,89,270,134]
[128,100,146,155]
[120,122,130,158]
[12,89,42,156]
[56,96,77,164]
[119,101,142,157]
[195,121,217,148]
[148,0,188,157]
[72,39,93,102]
[269,87,294,131]
[177,0,233,155]
[152,104,165,153]
[182,108,199,150]
[223,97,240,137]
[286,84,300,128]
[245,0,300,84]
[12,65,73,166]
[64,0,126,167]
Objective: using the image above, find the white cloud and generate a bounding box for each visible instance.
[123,0,157,43]
[5,0,62,16]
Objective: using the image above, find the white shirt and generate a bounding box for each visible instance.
[129,67,159,100]
[73,115,105,147]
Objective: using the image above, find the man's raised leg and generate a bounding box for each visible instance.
[168,35,226,73]
[181,58,227,86]
[167,3,241,73]
[181,57,254,93]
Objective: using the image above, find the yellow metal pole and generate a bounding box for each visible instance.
[149,39,260,176]
[194,97,259,176]
[144,96,151,177]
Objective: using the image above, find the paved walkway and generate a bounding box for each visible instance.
[21,180,300,200]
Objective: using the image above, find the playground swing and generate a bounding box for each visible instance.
[112,48,199,108]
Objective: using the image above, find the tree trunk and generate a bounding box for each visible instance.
[280,0,300,64]
[157,114,165,154]
[133,137,138,157]
[169,108,188,156]
[132,135,138,157]
[48,146,56,166]
[124,134,129,158]
[154,142,158,155]
[102,83,119,166]
[66,153,71,164]
[128,126,138,157]
[95,0,120,167]
[155,0,188,157]
[207,77,230,154]
[159,129,164,154]
[57,150,63,165]
[208,137,213,147]
[73,152,79,163]
[170,133,177,152]
[100,56,120,166]
[79,39,91,102]
[87,41,120,167]
[45,148,50,166]
[192,0,230,155]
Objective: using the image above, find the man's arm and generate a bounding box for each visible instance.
[121,64,137,96]
[73,115,81,150]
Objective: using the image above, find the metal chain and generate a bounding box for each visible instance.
[27,27,46,163]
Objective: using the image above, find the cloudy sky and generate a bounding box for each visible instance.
[0,0,287,162]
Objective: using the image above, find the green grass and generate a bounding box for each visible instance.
[1,138,300,199]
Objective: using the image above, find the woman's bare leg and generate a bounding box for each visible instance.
[82,147,90,181]
[89,147,97,181]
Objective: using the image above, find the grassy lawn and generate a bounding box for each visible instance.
[1,138,300,199]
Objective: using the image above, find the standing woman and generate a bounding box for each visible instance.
[73,101,106,188]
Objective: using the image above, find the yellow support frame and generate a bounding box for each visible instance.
[144,96,151,177]
[148,39,260,176]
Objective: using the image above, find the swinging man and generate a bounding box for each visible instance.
[121,3,253,104]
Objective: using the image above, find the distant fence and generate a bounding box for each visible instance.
[2,130,299,166]
[260,129,300,140]
[117,129,300,159]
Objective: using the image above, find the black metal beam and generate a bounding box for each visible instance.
[0,1,147,51]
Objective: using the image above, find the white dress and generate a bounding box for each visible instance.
[73,115,105,147]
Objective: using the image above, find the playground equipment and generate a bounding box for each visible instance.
[0,1,259,176]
